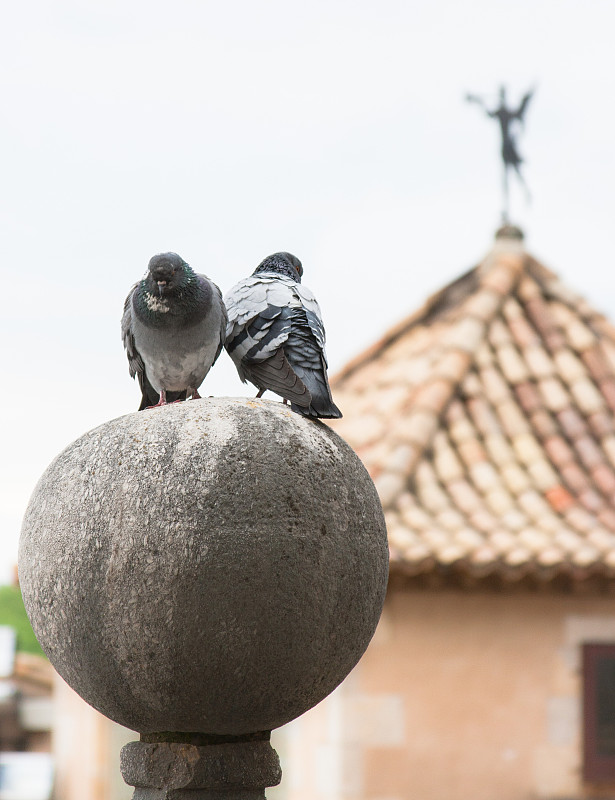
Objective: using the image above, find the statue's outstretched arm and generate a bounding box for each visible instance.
[466,93,485,108]
[466,94,497,118]
[514,88,535,122]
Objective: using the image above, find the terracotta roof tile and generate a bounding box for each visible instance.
[574,436,604,470]
[602,435,615,467]
[599,378,615,412]
[396,409,439,447]
[560,463,592,494]
[599,340,615,372]
[479,365,510,402]
[374,472,406,507]
[506,311,541,347]
[529,408,558,439]
[579,488,603,513]
[328,230,615,583]
[592,464,615,495]
[527,460,559,491]
[499,509,528,531]
[565,317,598,351]
[513,433,544,465]
[556,408,587,440]
[412,378,453,411]
[497,343,531,383]
[555,350,587,382]
[437,508,467,530]
[519,527,551,553]
[434,350,473,382]
[588,410,614,438]
[447,479,484,514]
[526,345,556,379]
[496,399,531,437]
[582,345,612,382]
[543,435,575,468]
[485,435,516,468]
[539,377,571,412]
[570,378,605,414]
[501,464,532,494]
[489,528,520,551]
[387,443,422,475]
[468,508,499,532]
[485,487,516,515]
[463,289,502,320]
[514,381,542,414]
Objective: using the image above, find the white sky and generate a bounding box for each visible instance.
[2,0,615,583]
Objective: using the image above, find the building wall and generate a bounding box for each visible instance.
[358,587,615,800]
[273,587,615,800]
[53,675,134,800]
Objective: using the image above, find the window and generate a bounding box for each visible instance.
[583,643,615,783]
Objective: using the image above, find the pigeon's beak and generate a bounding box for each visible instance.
[157,281,167,297]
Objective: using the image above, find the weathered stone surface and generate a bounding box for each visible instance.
[120,739,281,793]
[19,398,388,734]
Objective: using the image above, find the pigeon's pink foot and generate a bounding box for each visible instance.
[190,389,202,400]
[146,390,168,409]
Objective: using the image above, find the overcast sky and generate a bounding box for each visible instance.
[2,0,615,582]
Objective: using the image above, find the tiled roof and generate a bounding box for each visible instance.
[328,227,615,585]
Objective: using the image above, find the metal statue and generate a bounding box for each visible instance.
[466,85,534,222]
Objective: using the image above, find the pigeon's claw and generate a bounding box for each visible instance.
[146,390,168,409]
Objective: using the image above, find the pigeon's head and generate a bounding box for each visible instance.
[253,252,303,283]
[146,252,191,297]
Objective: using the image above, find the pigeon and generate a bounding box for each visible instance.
[224,251,342,419]
[122,252,227,410]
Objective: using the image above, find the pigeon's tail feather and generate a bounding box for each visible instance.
[290,399,343,419]
[139,376,159,410]
[290,365,342,419]
[244,349,312,407]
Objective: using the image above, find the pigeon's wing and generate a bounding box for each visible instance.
[285,287,342,418]
[121,285,145,382]
[207,277,228,367]
[225,275,299,364]
[122,286,159,408]
[295,283,328,363]
[283,311,336,410]
[224,275,311,405]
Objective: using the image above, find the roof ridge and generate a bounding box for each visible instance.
[332,246,528,385]
[370,249,527,507]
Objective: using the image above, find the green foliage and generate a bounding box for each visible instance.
[0,585,45,657]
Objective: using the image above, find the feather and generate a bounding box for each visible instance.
[122,252,227,410]
[224,252,341,419]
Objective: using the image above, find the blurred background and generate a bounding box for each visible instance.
[2,1,615,798]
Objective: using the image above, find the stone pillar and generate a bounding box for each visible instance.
[19,399,388,798]
[121,733,281,800]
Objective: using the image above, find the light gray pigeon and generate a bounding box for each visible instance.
[224,252,342,419]
[122,252,227,410]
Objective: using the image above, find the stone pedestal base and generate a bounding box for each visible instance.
[120,735,281,800]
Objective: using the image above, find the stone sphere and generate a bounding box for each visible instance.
[19,398,388,734]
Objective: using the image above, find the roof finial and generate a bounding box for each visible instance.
[466,85,534,225]
[495,223,524,242]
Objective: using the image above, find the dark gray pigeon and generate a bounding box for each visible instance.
[122,252,227,410]
[224,252,342,419]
